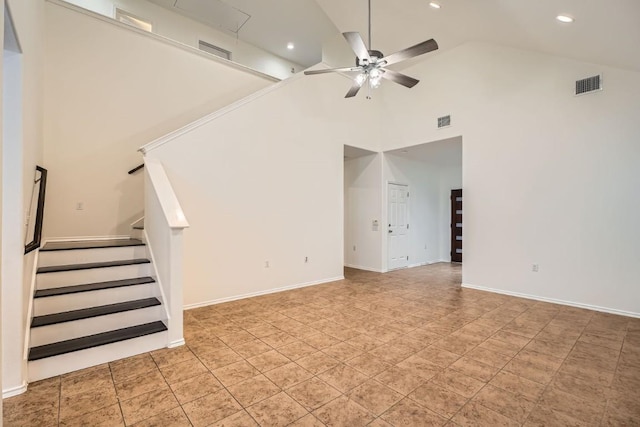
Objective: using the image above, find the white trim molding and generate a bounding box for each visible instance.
[168,339,186,349]
[462,283,640,319]
[184,276,344,310]
[344,264,384,273]
[43,235,131,243]
[3,382,28,399]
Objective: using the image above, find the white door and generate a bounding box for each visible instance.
[388,183,409,270]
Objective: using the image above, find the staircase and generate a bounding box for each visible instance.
[28,238,168,381]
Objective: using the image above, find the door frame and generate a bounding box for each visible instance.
[386,181,410,271]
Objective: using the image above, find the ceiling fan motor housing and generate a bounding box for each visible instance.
[356,49,384,66]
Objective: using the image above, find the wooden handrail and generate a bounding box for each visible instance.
[128,163,145,174]
[25,166,47,254]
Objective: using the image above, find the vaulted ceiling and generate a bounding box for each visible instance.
[148,0,640,72]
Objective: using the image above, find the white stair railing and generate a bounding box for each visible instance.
[143,158,189,347]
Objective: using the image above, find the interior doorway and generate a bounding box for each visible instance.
[387,183,409,270]
[450,189,463,262]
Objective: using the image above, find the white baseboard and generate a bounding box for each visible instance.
[184,276,344,310]
[344,264,384,273]
[43,235,131,243]
[168,339,186,348]
[462,283,640,319]
[3,382,27,398]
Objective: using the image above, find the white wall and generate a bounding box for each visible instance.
[43,2,276,239]
[380,42,640,316]
[1,0,45,396]
[61,0,302,80]
[145,73,382,307]
[0,0,5,408]
[344,153,383,272]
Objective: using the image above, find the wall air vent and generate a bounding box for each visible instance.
[575,75,602,95]
[438,115,451,128]
[199,40,231,60]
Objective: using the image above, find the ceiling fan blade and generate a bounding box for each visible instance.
[345,78,364,98]
[304,67,361,75]
[343,32,372,62]
[381,39,439,67]
[381,69,420,88]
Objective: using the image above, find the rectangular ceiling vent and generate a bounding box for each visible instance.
[575,75,602,95]
[438,115,451,129]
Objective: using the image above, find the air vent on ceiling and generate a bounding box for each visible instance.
[575,75,602,95]
[438,115,451,128]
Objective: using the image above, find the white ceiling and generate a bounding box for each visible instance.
[316,0,640,72]
[146,0,339,67]
[146,0,640,72]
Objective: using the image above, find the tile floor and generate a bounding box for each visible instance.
[4,263,640,426]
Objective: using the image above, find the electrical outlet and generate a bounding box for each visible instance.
[532,264,539,272]
[353,245,356,251]
[304,256,308,263]
[76,202,84,210]
[264,261,270,268]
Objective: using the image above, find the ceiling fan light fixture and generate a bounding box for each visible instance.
[429,2,441,9]
[556,15,574,23]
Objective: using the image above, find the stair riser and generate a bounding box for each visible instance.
[37,264,151,289]
[39,246,147,268]
[30,306,164,347]
[34,285,156,316]
[28,331,168,381]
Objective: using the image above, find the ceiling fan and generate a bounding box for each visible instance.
[304,0,439,98]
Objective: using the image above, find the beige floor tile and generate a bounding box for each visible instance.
[452,401,520,427]
[150,345,196,368]
[59,386,118,422]
[278,341,319,360]
[347,379,404,416]
[198,347,243,371]
[381,398,447,426]
[296,351,340,375]
[431,368,486,399]
[159,358,209,385]
[318,363,369,393]
[346,353,392,377]
[109,353,157,383]
[115,369,167,401]
[263,362,313,389]
[288,413,326,427]
[11,264,640,427]
[212,360,260,387]
[473,384,536,423]
[247,392,308,427]
[415,346,461,368]
[409,381,469,418]
[210,410,259,426]
[131,407,191,427]
[170,372,223,404]
[489,371,546,401]
[313,395,375,427]
[374,365,427,395]
[120,387,179,426]
[247,349,291,372]
[450,356,501,382]
[60,365,113,397]
[182,389,243,427]
[227,374,281,407]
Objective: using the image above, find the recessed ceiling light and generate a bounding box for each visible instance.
[429,2,441,9]
[287,42,295,50]
[556,15,574,23]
